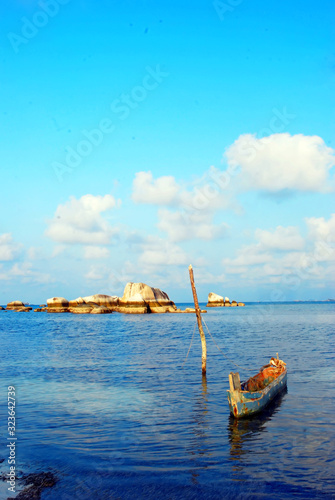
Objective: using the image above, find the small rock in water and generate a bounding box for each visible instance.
[6,301,25,310]
[14,472,57,500]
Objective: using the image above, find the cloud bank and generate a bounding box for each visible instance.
[225,133,335,192]
[45,194,120,245]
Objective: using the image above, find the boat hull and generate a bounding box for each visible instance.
[227,369,287,418]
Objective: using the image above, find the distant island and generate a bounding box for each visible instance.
[2,282,206,315]
[206,292,245,307]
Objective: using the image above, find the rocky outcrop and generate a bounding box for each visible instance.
[118,282,177,314]
[117,291,149,314]
[6,301,32,311]
[206,293,245,307]
[47,297,69,313]
[67,303,112,314]
[68,296,86,307]
[0,306,4,310]
[91,306,112,314]
[82,294,118,308]
[47,295,115,314]
[69,295,117,312]
[183,307,207,313]
[6,300,25,310]
[47,284,177,315]
[207,292,224,307]
[69,303,96,314]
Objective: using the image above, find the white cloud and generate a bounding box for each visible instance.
[132,169,238,213]
[85,266,105,280]
[139,236,189,268]
[255,226,304,251]
[225,133,335,192]
[223,225,305,270]
[191,270,226,285]
[222,219,335,292]
[45,194,120,245]
[223,245,272,268]
[305,214,335,263]
[83,246,110,259]
[157,209,228,242]
[132,171,180,205]
[0,234,22,261]
[26,247,44,261]
[0,262,53,284]
[51,245,66,258]
[306,213,335,243]
[131,171,234,244]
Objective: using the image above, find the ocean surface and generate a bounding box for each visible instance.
[0,302,334,499]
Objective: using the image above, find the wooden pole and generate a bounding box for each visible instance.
[188,264,207,374]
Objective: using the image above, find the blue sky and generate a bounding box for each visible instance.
[0,0,334,304]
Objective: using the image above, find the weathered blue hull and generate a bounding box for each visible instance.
[227,369,287,418]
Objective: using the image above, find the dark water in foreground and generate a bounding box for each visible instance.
[0,303,334,499]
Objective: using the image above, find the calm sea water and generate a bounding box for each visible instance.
[0,303,334,499]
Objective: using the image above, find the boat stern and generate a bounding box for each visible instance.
[227,372,248,418]
[227,368,288,418]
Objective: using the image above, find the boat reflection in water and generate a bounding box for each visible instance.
[228,388,287,473]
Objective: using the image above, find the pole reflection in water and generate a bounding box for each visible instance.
[188,374,211,484]
[228,388,288,477]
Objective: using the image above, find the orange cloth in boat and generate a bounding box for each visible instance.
[245,365,284,392]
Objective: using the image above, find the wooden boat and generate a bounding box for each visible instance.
[227,355,287,418]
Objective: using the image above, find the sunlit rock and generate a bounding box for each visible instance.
[68,297,86,307]
[6,300,25,310]
[207,292,224,307]
[69,303,95,314]
[90,306,112,314]
[117,291,149,314]
[118,282,177,313]
[82,294,119,309]
[47,297,69,313]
